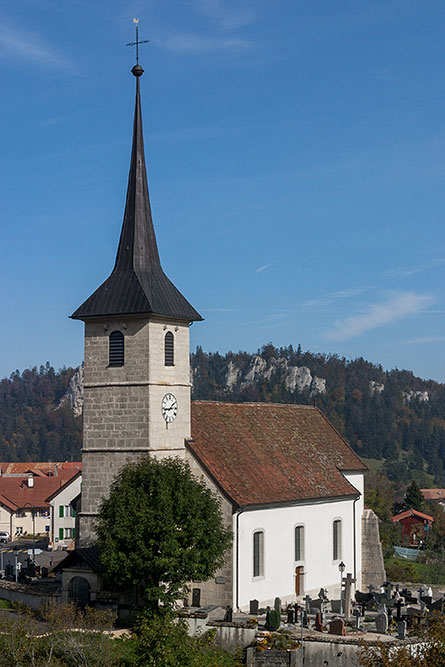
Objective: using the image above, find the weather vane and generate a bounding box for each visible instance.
[126,18,149,65]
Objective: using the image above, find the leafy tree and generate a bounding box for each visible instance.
[96,457,232,615]
[129,612,242,666]
[403,480,425,512]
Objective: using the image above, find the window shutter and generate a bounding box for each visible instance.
[109,331,124,367]
[164,332,174,366]
[59,528,64,541]
[72,527,76,539]
[59,506,64,518]
[72,509,76,518]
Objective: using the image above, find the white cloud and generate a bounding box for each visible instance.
[256,263,272,273]
[383,258,445,278]
[155,32,251,53]
[190,0,255,30]
[404,335,445,344]
[303,286,372,309]
[0,24,71,69]
[325,292,433,341]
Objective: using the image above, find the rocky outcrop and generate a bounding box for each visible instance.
[226,361,241,391]
[240,356,326,397]
[369,380,384,395]
[403,390,429,404]
[58,365,84,417]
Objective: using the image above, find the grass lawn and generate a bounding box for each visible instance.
[385,556,445,585]
[0,599,14,610]
[361,457,385,472]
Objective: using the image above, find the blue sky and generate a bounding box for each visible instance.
[2,0,445,381]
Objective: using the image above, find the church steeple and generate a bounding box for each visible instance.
[71,64,202,322]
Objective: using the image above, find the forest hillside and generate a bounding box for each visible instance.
[1,346,445,487]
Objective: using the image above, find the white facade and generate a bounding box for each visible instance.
[234,472,364,610]
[49,474,82,547]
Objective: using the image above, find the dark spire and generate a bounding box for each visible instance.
[71,65,202,322]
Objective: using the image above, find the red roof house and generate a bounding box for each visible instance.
[391,508,434,546]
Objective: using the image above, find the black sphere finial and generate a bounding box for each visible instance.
[132,64,144,77]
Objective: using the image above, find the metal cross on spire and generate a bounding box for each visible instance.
[126,18,149,65]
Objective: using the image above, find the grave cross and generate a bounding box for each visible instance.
[126,18,149,65]
[344,573,356,622]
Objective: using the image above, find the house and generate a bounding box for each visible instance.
[46,471,82,548]
[0,463,81,538]
[391,509,434,547]
[421,488,445,510]
[62,57,380,612]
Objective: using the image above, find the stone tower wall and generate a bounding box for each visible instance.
[78,316,191,546]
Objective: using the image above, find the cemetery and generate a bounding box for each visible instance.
[178,574,445,665]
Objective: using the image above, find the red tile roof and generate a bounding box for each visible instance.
[391,509,434,523]
[421,489,445,501]
[0,471,80,511]
[188,402,366,507]
[0,462,81,476]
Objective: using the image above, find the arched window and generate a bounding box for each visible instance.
[253,530,264,577]
[109,331,124,367]
[295,525,304,562]
[333,519,342,560]
[164,331,174,366]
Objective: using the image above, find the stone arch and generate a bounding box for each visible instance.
[69,576,91,609]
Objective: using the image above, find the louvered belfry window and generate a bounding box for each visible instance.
[164,331,174,366]
[109,331,124,367]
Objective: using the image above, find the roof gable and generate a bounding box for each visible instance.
[188,401,366,507]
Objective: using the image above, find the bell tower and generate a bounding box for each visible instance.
[71,59,202,546]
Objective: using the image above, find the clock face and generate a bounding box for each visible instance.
[162,393,178,423]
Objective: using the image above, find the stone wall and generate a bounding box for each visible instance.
[186,453,234,608]
[361,509,386,590]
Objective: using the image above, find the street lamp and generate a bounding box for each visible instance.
[338,561,345,616]
[23,502,35,565]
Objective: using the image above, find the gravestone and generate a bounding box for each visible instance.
[329,618,345,636]
[274,597,281,613]
[397,620,407,640]
[395,599,404,621]
[331,599,342,614]
[353,609,361,630]
[301,610,308,628]
[376,612,388,635]
[286,607,294,624]
[249,599,259,616]
[304,595,311,612]
[224,606,233,622]
[315,612,323,632]
[192,588,201,607]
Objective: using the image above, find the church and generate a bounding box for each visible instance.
[62,57,377,612]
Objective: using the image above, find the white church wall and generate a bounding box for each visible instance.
[343,470,364,591]
[235,492,362,611]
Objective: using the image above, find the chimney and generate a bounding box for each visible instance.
[27,475,34,488]
[53,464,58,477]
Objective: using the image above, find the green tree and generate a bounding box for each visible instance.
[403,480,425,512]
[96,457,232,615]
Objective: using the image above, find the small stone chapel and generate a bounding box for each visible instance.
[63,57,384,611]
